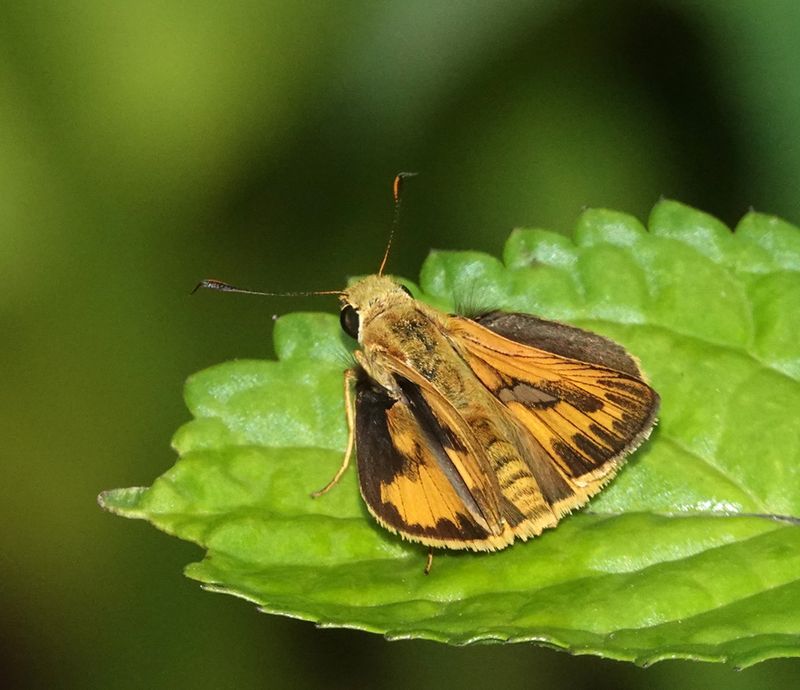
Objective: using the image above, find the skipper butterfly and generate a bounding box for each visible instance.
[195,174,660,572]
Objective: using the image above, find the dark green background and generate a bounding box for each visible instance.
[3,2,799,688]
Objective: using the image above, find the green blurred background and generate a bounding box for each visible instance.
[3,1,800,688]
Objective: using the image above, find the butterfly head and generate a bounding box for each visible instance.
[339,275,413,341]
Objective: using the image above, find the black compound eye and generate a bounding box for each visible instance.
[339,304,360,339]
[399,284,412,297]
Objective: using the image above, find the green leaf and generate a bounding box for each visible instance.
[99,201,800,667]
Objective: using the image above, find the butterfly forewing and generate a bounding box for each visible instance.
[354,372,514,550]
[448,314,659,484]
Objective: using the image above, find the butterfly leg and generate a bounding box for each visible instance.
[424,548,434,575]
[311,368,357,498]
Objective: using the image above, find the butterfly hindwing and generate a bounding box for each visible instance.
[473,311,642,375]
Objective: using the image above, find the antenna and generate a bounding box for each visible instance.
[191,279,342,298]
[378,171,417,276]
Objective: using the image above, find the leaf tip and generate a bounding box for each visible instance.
[97,486,149,518]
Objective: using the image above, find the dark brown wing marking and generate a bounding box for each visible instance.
[474,311,642,376]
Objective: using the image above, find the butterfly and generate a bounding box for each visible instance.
[195,174,660,571]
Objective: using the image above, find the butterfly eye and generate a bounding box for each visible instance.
[399,285,412,297]
[339,305,360,339]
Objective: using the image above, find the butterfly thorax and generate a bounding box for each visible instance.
[341,276,475,401]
